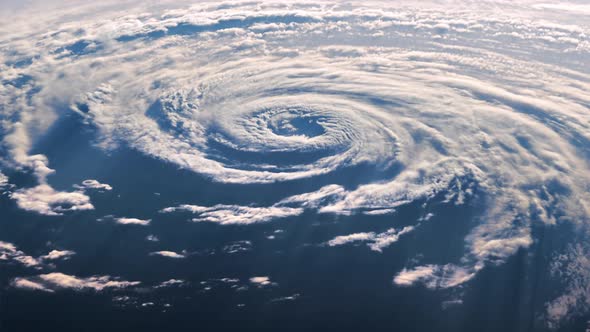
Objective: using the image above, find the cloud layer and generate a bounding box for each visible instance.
[1,0,590,327]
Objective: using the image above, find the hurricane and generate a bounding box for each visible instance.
[1,1,590,330]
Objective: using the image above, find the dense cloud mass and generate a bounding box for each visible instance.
[1,0,590,328]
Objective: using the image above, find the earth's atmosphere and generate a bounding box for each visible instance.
[1,1,590,331]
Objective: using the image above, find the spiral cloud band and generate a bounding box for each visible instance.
[1,0,590,327]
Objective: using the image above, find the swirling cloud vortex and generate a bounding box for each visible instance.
[1,0,590,327]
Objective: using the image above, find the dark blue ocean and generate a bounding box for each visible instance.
[0,113,586,332]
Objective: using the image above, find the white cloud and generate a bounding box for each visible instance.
[12,278,52,292]
[327,226,415,252]
[199,277,242,293]
[271,293,301,303]
[544,244,590,329]
[442,299,464,309]
[368,226,416,253]
[73,179,112,191]
[223,240,252,254]
[146,234,159,242]
[249,276,274,287]
[0,172,8,190]
[532,3,590,15]
[162,204,303,225]
[155,279,187,288]
[1,241,78,268]
[393,264,479,289]
[13,255,42,268]
[41,250,75,261]
[11,273,140,292]
[160,204,209,214]
[0,241,41,268]
[3,152,93,217]
[327,232,376,247]
[149,250,185,259]
[115,217,151,226]
[10,184,94,216]
[362,208,396,215]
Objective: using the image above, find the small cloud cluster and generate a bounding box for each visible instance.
[327,226,415,252]
[0,172,8,190]
[0,241,41,268]
[41,250,75,261]
[161,204,302,225]
[0,241,75,269]
[73,179,113,191]
[10,184,94,216]
[249,276,276,288]
[393,264,479,289]
[155,279,188,288]
[200,277,242,292]
[544,244,590,329]
[146,234,159,242]
[222,240,252,254]
[6,156,94,216]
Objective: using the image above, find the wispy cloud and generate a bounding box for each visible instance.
[149,250,185,259]
[162,204,302,225]
[327,226,416,252]
[11,273,140,292]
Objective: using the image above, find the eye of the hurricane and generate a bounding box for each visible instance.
[266,108,326,138]
[205,106,346,169]
[146,91,401,183]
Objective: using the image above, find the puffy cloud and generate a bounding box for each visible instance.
[1,241,77,268]
[41,250,75,261]
[11,278,51,292]
[0,241,41,268]
[73,179,112,191]
[3,153,93,217]
[115,217,151,226]
[10,184,93,216]
[393,265,440,287]
[249,276,275,287]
